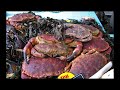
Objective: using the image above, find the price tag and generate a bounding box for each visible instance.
[58,72,75,79]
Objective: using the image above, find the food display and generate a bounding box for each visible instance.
[6,11,114,79]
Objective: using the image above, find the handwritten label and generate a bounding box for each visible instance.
[58,72,75,79]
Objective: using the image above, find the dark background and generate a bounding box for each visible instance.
[95,11,114,34]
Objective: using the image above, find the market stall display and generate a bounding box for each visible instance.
[6,11,114,79]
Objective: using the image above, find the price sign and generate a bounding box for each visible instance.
[58,72,75,79]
